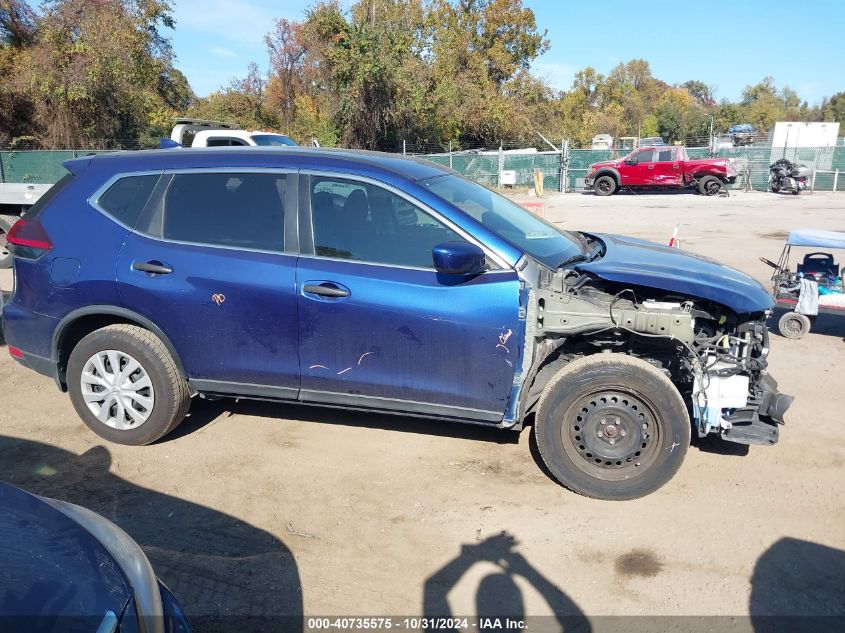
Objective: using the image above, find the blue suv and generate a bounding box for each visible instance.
[2,148,792,499]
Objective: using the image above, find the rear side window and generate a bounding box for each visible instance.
[160,172,286,252]
[656,149,675,162]
[97,175,160,228]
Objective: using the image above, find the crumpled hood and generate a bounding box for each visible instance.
[577,233,774,314]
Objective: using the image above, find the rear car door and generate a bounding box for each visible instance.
[296,174,521,421]
[114,169,300,397]
[651,147,683,186]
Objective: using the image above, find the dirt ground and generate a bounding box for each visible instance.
[1,190,844,630]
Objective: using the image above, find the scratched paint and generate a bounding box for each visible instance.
[309,352,376,377]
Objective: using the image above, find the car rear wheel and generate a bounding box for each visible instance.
[67,324,190,445]
[0,215,19,269]
[778,312,811,339]
[698,176,723,196]
[534,354,690,500]
[593,175,617,196]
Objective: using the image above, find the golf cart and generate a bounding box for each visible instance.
[761,229,845,339]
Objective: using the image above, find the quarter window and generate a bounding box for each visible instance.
[97,174,160,228]
[160,172,286,252]
[657,149,675,162]
[310,176,464,268]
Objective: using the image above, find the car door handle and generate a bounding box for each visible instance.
[647,165,655,169]
[302,282,350,298]
[132,260,173,275]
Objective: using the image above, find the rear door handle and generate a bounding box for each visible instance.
[132,261,173,275]
[302,282,350,298]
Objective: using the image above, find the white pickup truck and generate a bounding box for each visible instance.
[168,118,298,148]
[0,119,299,267]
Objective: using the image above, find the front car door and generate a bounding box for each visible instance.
[114,169,300,397]
[295,174,521,422]
[623,149,656,185]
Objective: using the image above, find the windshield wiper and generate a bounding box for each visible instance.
[558,253,587,268]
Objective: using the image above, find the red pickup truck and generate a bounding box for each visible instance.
[585,146,738,196]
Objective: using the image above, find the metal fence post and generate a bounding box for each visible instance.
[560,139,568,193]
[497,144,504,189]
[449,140,453,170]
[402,140,406,156]
[811,168,816,192]
[834,169,839,193]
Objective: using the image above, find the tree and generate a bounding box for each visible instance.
[821,92,845,126]
[8,0,191,147]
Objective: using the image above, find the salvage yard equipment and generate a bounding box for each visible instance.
[761,229,845,339]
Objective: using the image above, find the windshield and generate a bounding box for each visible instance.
[421,174,583,269]
[251,134,297,147]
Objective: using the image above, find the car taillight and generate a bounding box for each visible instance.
[7,218,53,258]
[8,346,24,360]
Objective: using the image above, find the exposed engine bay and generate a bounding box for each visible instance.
[526,265,794,445]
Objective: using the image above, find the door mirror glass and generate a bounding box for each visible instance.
[432,241,486,275]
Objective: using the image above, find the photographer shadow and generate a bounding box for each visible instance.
[423,532,590,632]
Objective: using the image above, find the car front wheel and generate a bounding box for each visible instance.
[67,324,190,445]
[593,175,617,196]
[534,354,690,500]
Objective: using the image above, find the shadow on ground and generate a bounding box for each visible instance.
[170,397,520,447]
[750,537,845,633]
[423,531,590,632]
[0,435,302,633]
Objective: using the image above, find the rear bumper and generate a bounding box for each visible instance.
[2,293,62,387]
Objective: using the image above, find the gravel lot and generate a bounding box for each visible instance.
[1,190,844,630]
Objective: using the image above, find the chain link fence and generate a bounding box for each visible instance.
[2,139,844,193]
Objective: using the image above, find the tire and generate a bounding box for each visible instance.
[593,175,617,196]
[791,189,800,195]
[535,354,690,500]
[778,312,811,339]
[67,324,190,445]
[0,214,19,270]
[698,176,723,196]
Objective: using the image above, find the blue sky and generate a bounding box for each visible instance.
[169,0,842,104]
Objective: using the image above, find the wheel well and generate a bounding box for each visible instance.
[55,314,138,387]
[594,170,619,183]
[521,336,683,419]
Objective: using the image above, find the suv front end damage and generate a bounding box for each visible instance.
[519,251,793,446]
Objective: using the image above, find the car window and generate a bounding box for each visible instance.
[251,134,297,147]
[635,149,655,162]
[96,174,160,228]
[310,176,464,268]
[206,138,248,147]
[422,174,582,270]
[656,148,675,162]
[160,172,285,252]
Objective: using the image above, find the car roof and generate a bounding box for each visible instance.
[64,147,452,182]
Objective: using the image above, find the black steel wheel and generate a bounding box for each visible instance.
[698,176,723,196]
[593,175,617,196]
[535,354,690,500]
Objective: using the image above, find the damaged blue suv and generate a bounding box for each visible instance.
[2,148,792,499]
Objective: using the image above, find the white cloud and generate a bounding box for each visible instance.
[531,61,576,93]
[211,47,238,58]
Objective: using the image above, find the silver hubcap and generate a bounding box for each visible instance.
[81,350,155,430]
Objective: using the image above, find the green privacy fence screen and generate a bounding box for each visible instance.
[3,145,845,193]
[0,150,114,184]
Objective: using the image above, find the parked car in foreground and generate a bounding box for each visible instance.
[0,481,189,633]
[2,148,791,499]
[585,145,738,196]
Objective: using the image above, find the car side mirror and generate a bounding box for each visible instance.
[432,241,487,275]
